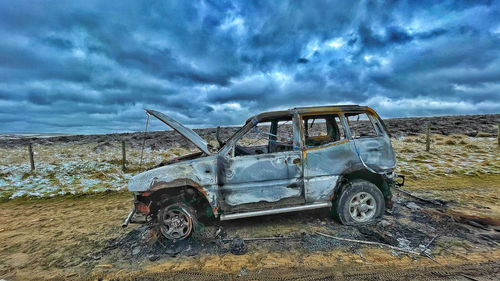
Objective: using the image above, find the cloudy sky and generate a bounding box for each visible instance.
[0,0,499,134]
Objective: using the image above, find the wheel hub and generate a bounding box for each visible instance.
[348,192,376,222]
[359,204,369,212]
[159,205,193,240]
[171,216,182,228]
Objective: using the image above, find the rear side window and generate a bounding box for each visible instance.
[303,114,346,147]
[346,113,379,138]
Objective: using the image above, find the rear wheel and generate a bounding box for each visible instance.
[158,203,197,240]
[331,179,385,225]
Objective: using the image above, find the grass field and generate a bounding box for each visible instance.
[1,134,498,200]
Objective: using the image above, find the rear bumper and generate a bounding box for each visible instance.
[382,172,404,210]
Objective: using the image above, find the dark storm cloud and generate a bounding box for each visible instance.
[0,0,499,134]
[356,24,449,49]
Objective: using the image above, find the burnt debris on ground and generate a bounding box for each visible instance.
[96,225,225,263]
[93,190,500,265]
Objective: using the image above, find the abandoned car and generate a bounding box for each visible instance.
[123,105,403,240]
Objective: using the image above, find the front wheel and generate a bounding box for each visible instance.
[158,203,197,240]
[331,179,385,225]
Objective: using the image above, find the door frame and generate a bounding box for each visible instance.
[216,113,306,211]
[299,112,352,203]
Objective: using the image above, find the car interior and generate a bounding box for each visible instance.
[234,116,294,156]
[303,114,344,147]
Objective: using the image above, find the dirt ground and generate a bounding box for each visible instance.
[1,174,500,280]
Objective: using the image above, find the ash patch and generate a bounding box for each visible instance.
[372,223,429,248]
[302,225,369,252]
[304,194,484,254]
[229,236,247,255]
[302,232,363,252]
[98,225,225,263]
[92,193,498,266]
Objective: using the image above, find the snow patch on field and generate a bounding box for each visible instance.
[0,142,195,200]
[0,135,498,200]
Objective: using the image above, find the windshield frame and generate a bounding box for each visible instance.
[218,112,296,155]
[219,118,256,155]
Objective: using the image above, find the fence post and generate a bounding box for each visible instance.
[425,125,431,152]
[122,140,126,171]
[28,143,35,171]
[497,124,499,146]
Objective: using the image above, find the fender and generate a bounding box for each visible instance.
[148,178,219,215]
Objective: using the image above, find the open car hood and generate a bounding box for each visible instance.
[145,109,211,155]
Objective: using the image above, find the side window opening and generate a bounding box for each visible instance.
[346,113,379,138]
[303,114,346,147]
[233,117,294,157]
[236,121,271,153]
[270,120,294,153]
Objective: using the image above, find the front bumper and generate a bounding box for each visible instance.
[122,207,136,228]
[122,194,151,228]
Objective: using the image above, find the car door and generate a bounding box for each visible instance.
[302,113,357,203]
[217,115,305,211]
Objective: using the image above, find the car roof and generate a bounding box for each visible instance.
[247,105,377,123]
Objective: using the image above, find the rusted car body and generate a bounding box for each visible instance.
[123,105,403,240]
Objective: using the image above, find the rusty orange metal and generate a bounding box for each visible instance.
[304,139,349,151]
[137,202,150,215]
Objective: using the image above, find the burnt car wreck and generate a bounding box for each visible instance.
[123,105,404,241]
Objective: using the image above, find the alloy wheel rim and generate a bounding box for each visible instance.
[160,206,193,240]
[348,192,376,222]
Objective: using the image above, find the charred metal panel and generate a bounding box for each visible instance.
[220,150,304,206]
[128,156,219,209]
[353,136,396,172]
[292,112,302,149]
[145,109,212,155]
[223,178,302,206]
[303,141,359,202]
[216,155,229,186]
[343,112,396,173]
[304,175,339,202]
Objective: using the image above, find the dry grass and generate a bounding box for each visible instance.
[404,174,500,219]
[393,134,499,179]
[0,134,498,200]
[475,132,493,137]
[394,134,500,220]
[0,142,197,200]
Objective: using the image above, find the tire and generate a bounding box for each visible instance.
[331,179,385,225]
[158,202,198,241]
